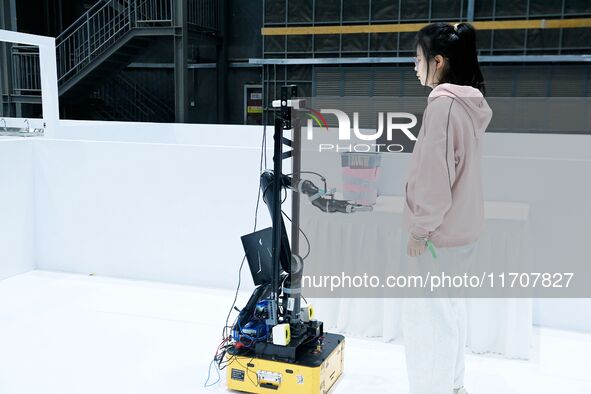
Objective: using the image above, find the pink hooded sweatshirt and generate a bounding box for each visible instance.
[403,83,493,248]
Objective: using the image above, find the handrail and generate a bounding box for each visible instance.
[55,0,111,43]
[55,0,218,85]
[93,73,174,121]
[188,0,218,31]
[10,0,218,119]
[57,0,137,84]
[11,45,41,95]
[117,73,174,115]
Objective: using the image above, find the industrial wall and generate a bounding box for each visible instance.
[261,0,591,129]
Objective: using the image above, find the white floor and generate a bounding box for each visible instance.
[0,271,590,394]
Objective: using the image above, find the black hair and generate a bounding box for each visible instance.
[414,22,486,96]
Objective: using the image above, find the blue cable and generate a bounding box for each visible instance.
[204,357,220,388]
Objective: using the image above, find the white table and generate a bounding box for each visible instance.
[301,195,533,359]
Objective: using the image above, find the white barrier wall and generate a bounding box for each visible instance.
[0,139,35,279]
[2,29,587,331]
[379,132,591,332]
[34,122,281,290]
[489,138,591,332]
[1,120,589,332]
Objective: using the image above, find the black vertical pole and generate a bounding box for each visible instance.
[0,0,17,117]
[272,116,283,324]
[174,0,188,122]
[216,0,228,123]
[291,117,301,257]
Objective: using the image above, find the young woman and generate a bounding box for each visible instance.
[401,22,493,394]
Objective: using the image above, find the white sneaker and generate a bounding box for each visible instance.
[453,388,468,394]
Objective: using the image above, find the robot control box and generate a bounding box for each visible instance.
[226,333,345,394]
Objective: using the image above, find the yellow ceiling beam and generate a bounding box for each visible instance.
[261,17,591,36]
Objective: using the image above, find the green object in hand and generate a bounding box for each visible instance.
[426,240,437,259]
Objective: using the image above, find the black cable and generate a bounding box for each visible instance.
[286,171,325,181]
[212,99,270,385]
[261,180,282,209]
[234,355,258,387]
[261,63,268,170]
[222,254,245,339]
[221,143,266,341]
[208,66,277,387]
[281,209,311,261]
[214,72,316,386]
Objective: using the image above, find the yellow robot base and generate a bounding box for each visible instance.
[226,333,345,394]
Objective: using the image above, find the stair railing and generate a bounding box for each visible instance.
[10,45,41,96]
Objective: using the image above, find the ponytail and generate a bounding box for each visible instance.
[414,22,486,96]
[455,22,476,45]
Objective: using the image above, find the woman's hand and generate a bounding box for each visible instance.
[407,237,427,257]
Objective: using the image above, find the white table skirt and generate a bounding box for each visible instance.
[301,195,533,359]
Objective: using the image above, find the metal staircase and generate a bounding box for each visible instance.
[57,0,218,95]
[9,45,42,103]
[89,73,175,122]
[9,0,218,121]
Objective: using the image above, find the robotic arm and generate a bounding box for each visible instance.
[230,86,370,359]
[292,176,372,213]
[260,170,372,215]
[233,170,370,344]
